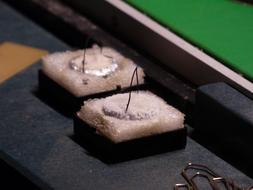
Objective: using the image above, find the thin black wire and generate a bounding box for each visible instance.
[82,36,92,73]
[135,66,139,88]
[125,67,139,113]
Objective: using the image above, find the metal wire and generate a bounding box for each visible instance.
[174,163,253,190]
[125,67,139,113]
[82,36,92,73]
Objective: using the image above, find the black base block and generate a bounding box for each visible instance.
[73,115,187,163]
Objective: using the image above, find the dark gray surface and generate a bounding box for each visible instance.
[0,0,68,52]
[194,82,253,177]
[0,1,253,189]
[196,82,253,130]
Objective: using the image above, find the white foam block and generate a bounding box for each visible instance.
[42,45,145,97]
[77,91,185,143]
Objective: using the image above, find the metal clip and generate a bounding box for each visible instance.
[174,163,253,190]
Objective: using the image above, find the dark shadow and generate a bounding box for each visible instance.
[0,159,40,190]
[32,87,74,118]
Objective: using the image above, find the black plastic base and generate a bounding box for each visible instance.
[74,115,187,163]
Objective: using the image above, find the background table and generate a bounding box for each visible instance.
[0,1,252,189]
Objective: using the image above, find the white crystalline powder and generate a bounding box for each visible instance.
[42,45,145,97]
[102,92,159,120]
[77,91,185,143]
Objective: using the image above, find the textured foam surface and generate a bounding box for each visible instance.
[42,45,145,97]
[77,91,184,143]
[126,0,253,81]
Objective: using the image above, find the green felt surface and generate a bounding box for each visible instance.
[126,0,253,81]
